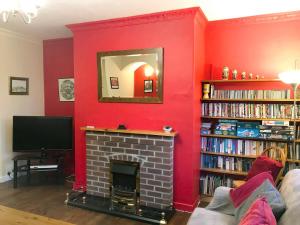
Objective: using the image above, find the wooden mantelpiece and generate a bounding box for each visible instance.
[80,126,177,137]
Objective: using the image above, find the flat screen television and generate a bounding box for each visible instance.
[13,116,73,152]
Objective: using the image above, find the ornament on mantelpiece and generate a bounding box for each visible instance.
[256,75,260,79]
[232,69,238,80]
[241,72,246,80]
[248,73,253,79]
[222,66,229,80]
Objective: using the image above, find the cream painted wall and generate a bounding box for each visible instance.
[0,28,44,182]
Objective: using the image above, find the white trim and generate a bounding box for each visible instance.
[0,28,42,45]
[0,175,12,183]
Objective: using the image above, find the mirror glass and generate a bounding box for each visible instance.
[97,48,163,103]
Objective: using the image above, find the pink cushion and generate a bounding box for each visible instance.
[230,171,274,208]
[246,156,283,181]
[238,197,276,225]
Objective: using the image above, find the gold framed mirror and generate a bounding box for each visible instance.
[97,48,163,103]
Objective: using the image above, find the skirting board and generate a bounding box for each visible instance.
[174,196,200,212]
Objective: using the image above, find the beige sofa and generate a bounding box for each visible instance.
[187,169,300,225]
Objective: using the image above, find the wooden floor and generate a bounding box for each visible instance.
[0,180,191,225]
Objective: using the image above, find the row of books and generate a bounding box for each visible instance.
[288,144,300,160]
[259,125,294,140]
[202,103,300,119]
[201,137,286,156]
[201,155,252,172]
[200,175,233,196]
[209,87,291,100]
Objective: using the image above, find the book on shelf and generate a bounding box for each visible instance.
[262,120,290,126]
[297,125,300,139]
[200,174,233,196]
[201,122,212,135]
[288,144,300,160]
[201,136,286,156]
[202,103,300,119]
[209,86,291,100]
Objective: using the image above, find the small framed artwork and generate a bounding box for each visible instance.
[110,77,119,89]
[144,80,153,93]
[58,78,75,101]
[9,77,29,95]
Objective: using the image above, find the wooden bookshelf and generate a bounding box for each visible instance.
[202,99,299,103]
[287,159,300,163]
[201,151,257,159]
[201,116,297,122]
[200,78,298,198]
[201,134,292,143]
[201,79,281,83]
[200,168,248,176]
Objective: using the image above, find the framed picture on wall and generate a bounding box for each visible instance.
[144,80,153,93]
[9,77,29,95]
[58,78,75,101]
[110,77,119,89]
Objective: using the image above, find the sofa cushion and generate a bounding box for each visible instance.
[206,186,235,215]
[235,179,286,222]
[230,171,274,208]
[187,208,236,225]
[238,197,276,225]
[246,156,283,181]
[278,169,300,225]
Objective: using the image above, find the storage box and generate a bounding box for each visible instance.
[237,122,260,137]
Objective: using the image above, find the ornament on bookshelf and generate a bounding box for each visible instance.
[256,75,260,79]
[203,83,211,99]
[248,73,253,79]
[241,72,246,80]
[232,69,238,80]
[222,66,229,80]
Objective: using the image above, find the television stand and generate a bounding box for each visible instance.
[12,153,64,188]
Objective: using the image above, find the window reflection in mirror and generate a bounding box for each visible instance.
[97,48,163,103]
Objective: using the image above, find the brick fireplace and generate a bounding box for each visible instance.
[85,128,176,209]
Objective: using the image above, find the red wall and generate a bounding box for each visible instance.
[43,38,74,116]
[43,38,75,174]
[68,7,207,211]
[205,11,300,80]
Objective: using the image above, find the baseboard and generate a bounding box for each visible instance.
[0,175,12,183]
[173,196,200,212]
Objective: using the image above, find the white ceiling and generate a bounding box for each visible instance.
[1,0,300,40]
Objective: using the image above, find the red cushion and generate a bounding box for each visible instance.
[230,171,274,208]
[246,156,283,181]
[238,197,277,225]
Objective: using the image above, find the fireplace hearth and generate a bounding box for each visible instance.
[66,191,174,224]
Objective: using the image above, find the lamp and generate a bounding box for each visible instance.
[278,70,300,156]
[0,0,43,24]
